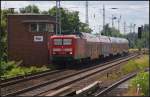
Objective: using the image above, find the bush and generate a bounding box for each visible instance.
[0,61,50,79]
[0,61,17,76]
[129,72,149,96]
[2,67,25,78]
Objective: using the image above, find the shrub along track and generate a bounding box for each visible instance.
[92,67,149,96]
[93,71,138,96]
[0,52,139,96]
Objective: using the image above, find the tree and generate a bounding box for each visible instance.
[101,23,122,37]
[0,9,17,61]
[48,6,92,34]
[79,22,92,33]
[41,11,48,14]
[48,7,79,34]
[19,5,40,13]
[125,24,149,49]
[142,24,149,48]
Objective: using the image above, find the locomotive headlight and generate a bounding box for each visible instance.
[53,52,56,54]
[69,52,72,54]
[53,48,61,51]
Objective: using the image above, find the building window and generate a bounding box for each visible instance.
[30,24,38,32]
[39,23,47,32]
[30,23,54,32]
[47,24,54,32]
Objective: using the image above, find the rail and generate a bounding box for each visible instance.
[1,53,139,96]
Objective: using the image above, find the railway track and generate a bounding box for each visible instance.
[1,54,128,94]
[93,67,149,96]
[1,53,139,96]
[93,71,138,96]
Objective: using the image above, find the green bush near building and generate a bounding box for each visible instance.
[0,60,49,79]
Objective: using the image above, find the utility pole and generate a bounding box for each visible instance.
[58,1,61,34]
[99,25,101,35]
[56,0,61,35]
[85,1,89,25]
[112,14,114,28]
[118,15,121,32]
[103,4,105,35]
[56,1,58,35]
[133,24,136,33]
[130,23,132,33]
[123,21,126,35]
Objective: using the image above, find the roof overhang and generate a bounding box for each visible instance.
[22,20,57,24]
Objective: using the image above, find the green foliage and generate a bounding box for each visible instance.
[79,22,93,33]
[3,67,25,78]
[0,61,17,76]
[19,5,40,13]
[1,9,9,61]
[48,6,92,34]
[130,72,149,96]
[41,11,48,14]
[100,23,149,49]
[100,24,122,37]
[0,61,49,79]
[126,24,149,49]
[121,55,149,74]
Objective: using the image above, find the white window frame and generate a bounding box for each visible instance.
[30,23,54,32]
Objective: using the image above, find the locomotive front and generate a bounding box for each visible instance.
[49,35,76,63]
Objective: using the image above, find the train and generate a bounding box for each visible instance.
[49,32,129,66]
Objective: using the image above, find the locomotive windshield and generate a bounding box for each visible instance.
[54,39,62,45]
[63,39,72,45]
[53,39,72,46]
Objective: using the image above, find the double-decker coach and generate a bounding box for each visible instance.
[49,32,129,66]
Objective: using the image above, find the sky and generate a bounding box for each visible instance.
[1,1,149,34]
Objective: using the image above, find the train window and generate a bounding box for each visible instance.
[63,39,72,45]
[54,39,62,45]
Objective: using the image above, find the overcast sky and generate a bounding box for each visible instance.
[1,1,149,34]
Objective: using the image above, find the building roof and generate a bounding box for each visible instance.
[7,13,56,18]
[22,20,57,23]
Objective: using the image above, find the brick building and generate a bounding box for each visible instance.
[7,14,56,66]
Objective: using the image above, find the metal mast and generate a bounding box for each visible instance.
[85,1,89,25]
[118,15,121,32]
[56,1,58,35]
[56,0,61,35]
[123,21,126,34]
[133,24,136,33]
[58,1,61,34]
[103,4,105,35]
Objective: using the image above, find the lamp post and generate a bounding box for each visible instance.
[109,8,118,28]
[112,14,117,28]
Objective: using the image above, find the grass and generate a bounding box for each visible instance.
[125,72,149,96]
[0,60,51,79]
[96,54,149,96]
[120,55,149,96]
[121,55,149,74]
[129,49,139,52]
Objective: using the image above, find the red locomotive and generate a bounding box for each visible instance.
[49,32,129,65]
